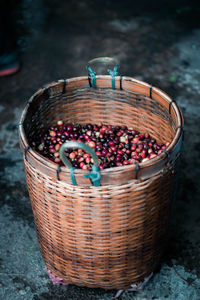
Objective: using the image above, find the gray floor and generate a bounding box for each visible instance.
[0,1,200,299]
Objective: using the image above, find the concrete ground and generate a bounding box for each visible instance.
[0,1,200,299]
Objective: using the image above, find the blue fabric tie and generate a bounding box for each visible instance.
[88,66,97,88]
[107,65,119,89]
[84,165,101,186]
[70,167,77,186]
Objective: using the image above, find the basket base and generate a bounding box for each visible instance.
[46,268,153,298]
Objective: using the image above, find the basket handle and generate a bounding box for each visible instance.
[88,57,119,66]
[87,57,119,89]
[59,141,101,186]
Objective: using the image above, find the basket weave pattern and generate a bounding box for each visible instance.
[19,76,183,289]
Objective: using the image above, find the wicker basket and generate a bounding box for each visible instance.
[19,58,183,290]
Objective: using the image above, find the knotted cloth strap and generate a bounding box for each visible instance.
[88,66,97,88]
[84,165,101,186]
[107,65,119,89]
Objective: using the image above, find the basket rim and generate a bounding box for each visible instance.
[19,75,183,180]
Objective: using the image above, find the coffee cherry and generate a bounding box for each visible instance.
[54,157,61,163]
[108,140,115,147]
[96,151,101,156]
[136,147,142,153]
[132,154,139,160]
[114,156,120,163]
[102,149,108,156]
[148,148,153,154]
[73,132,79,139]
[57,120,63,126]
[36,120,169,170]
[132,137,139,144]
[110,161,116,168]
[78,157,84,163]
[69,152,76,159]
[64,131,69,138]
[123,160,129,165]
[85,157,91,164]
[93,125,99,131]
[117,131,123,137]
[49,148,55,154]
[86,123,93,130]
[50,130,56,137]
[140,152,146,159]
[131,145,136,151]
[138,134,144,140]
[117,150,123,156]
[55,144,60,151]
[86,130,92,136]
[67,124,72,131]
[88,141,95,148]
[80,162,88,170]
[99,164,104,170]
[100,125,107,134]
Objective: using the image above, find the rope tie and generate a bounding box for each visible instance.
[88,66,97,88]
[84,165,101,186]
[107,65,119,89]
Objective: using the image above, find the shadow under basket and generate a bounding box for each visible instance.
[19,75,183,290]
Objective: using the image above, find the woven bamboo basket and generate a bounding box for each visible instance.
[19,58,183,290]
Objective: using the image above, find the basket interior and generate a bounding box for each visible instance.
[24,79,176,147]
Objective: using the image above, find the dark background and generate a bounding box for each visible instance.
[0,1,200,299]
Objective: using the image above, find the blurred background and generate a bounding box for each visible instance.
[0,0,200,299]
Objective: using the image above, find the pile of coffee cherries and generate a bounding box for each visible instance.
[33,121,170,170]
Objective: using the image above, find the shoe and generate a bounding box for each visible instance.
[0,52,20,77]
